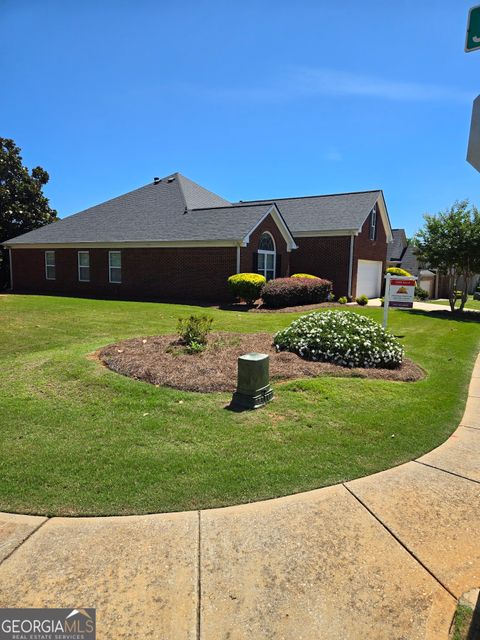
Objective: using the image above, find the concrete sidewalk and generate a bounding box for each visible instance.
[369,298,480,313]
[0,356,479,639]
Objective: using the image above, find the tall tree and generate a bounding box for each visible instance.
[414,200,480,312]
[0,138,57,289]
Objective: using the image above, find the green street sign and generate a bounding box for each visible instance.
[466,5,480,51]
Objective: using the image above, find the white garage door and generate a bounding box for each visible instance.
[356,260,383,298]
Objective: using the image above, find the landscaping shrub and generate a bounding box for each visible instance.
[415,285,429,300]
[356,294,369,306]
[227,273,266,304]
[274,311,404,368]
[177,315,213,349]
[291,273,319,279]
[386,267,412,277]
[261,277,332,308]
[338,296,348,304]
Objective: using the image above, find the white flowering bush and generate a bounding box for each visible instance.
[274,311,404,369]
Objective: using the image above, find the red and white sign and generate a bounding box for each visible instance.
[389,278,416,308]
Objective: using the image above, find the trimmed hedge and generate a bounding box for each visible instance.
[261,277,332,308]
[291,273,319,279]
[386,267,412,277]
[274,311,404,368]
[228,273,266,304]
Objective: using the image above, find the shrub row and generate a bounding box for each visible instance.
[228,273,332,307]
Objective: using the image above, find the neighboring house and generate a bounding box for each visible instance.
[387,228,437,297]
[3,172,393,301]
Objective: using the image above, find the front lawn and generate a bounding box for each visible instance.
[1,294,479,516]
[429,295,480,311]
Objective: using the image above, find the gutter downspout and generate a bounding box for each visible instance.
[347,234,354,298]
[8,248,13,290]
[236,245,241,274]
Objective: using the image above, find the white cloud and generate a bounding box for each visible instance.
[177,67,472,105]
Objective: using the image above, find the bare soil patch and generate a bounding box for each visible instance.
[98,332,424,393]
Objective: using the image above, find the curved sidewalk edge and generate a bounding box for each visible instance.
[0,353,478,639]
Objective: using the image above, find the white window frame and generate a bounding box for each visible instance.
[108,250,122,284]
[78,251,90,282]
[257,232,276,281]
[369,206,377,241]
[45,251,56,280]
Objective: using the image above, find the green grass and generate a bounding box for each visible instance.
[450,604,474,640]
[0,294,479,516]
[429,295,480,311]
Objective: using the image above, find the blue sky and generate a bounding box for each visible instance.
[1,0,479,235]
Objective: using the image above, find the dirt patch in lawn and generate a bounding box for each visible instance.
[98,332,424,393]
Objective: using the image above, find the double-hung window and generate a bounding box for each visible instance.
[45,251,56,280]
[109,251,122,283]
[78,251,90,282]
[369,206,377,241]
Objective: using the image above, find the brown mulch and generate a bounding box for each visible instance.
[97,332,425,393]
[218,301,348,313]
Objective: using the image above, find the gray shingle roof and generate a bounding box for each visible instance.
[236,190,381,234]
[5,173,237,245]
[4,172,384,246]
[399,244,421,276]
[389,228,407,261]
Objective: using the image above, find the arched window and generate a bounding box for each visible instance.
[259,233,275,252]
[257,232,276,280]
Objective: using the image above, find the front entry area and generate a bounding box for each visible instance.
[356,259,383,298]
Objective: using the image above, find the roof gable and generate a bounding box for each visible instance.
[236,190,389,238]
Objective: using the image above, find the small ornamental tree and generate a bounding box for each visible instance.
[0,138,57,289]
[414,201,480,312]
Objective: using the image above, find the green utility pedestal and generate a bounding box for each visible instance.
[230,352,273,410]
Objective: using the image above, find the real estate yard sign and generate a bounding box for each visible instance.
[382,274,416,328]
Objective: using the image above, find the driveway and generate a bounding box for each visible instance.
[0,359,478,639]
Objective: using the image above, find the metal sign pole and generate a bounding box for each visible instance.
[383,273,391,328]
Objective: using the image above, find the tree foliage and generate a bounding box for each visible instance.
[414,200,480,311]
[0,138,57,288]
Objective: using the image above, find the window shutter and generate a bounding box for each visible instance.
[275,254,282,277]
[252,252,258,272]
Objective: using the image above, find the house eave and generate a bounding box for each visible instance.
[4,240,241,249]
[292,229,359,238]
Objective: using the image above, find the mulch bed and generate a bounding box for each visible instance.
[98,332,425,393]
[218,301,348,313]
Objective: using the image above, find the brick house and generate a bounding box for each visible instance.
[4,172,393,301]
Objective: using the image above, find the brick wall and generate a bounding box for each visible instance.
[239,214,290,276]
[289,236,351,296]
[351,208,388,297]
[11,246,237,301]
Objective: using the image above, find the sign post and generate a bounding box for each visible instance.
[383,274,417,328]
